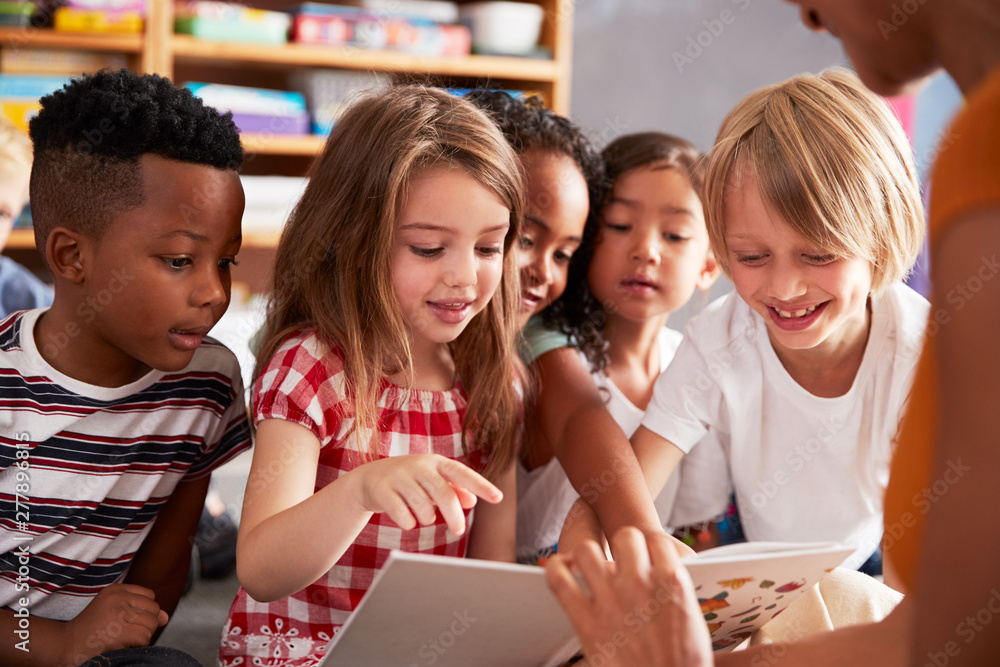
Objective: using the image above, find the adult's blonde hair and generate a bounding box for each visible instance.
[256,85,525,481]
[702,68,924,293]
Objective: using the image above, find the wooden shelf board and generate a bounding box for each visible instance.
[6,229,36,250]
[8,227,281,249]
[241,132,325,155]
[0,28,143,52]
[242,230,282,247]
[171,35,558,81]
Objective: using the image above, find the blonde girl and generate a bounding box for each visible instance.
[219,85,525,666]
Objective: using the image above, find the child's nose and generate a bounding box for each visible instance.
[766,262,807,300]
[195,266,229,308]
[445,252,478,287]
[631,230,661,264]
[531,253,553,286]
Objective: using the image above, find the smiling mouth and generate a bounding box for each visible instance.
[774,304,819,319]
[521,291,544,307]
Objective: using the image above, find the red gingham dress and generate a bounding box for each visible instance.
[219,330,484,666]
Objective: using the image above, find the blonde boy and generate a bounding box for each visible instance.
[0,116,52,316]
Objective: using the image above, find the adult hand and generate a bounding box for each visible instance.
[546,526,713,667]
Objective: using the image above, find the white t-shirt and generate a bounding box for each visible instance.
[642,284,929,570]
[516,326,683,564]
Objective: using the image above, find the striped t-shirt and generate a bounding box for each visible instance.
[0,308,252,620]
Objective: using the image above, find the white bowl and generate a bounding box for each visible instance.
[459,1,544,56]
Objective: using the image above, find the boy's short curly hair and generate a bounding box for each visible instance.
[29,68,243,252]
[465,90,609,371]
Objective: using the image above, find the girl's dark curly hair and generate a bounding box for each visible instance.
[29,68,243,250]
[465,90,610,372]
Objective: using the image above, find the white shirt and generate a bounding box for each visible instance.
[642,284,929,569]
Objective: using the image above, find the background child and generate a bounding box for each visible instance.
[465,91,599,336]
[0,116,52,317]
[220,85,525,666]
[466,96,685,562]
[565,69,928,573]
[520,131,719,564]
[0,68,249,666]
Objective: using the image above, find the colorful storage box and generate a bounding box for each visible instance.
[175,1,290,45]
[0,1,36,27]
[291,3,469,55]
[185,82,309,135]
[53,6,143,32]
[0,75,68,133]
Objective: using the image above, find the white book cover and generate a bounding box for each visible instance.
[320,541,854,665]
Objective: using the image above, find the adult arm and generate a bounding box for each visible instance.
[533,348,664,548]
[909,209,1000,663]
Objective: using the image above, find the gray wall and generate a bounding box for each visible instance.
[570,0,847,153]
[566,0,962,328]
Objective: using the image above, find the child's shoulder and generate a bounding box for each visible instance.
[682,290,763,356]
[265,328,345,370]
[256,328,348,393]
[0,308,30,353]
[873,283,931,361]
[877,283,931,334]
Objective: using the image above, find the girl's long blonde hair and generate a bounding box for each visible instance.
[256,85,525,480]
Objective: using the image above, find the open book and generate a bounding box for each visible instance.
[321,541,854,665]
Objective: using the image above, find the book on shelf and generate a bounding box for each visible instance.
[322,540,854,665]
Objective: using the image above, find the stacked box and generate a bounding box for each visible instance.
[175,1,291,45]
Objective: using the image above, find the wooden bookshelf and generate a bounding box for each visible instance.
[1,0,573,263]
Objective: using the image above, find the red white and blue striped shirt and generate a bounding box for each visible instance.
[0,308,251,620]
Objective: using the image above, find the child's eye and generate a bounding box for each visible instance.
[804,254,837,265]
[604,222,630,232]
[663,233,689,243]
[734,253,767,265]
[518,235,534,249]
[477,245,503,257]
[409,246,442,258]
[219,258,240,271]
[553,250,573,264]
[163,257,192,269]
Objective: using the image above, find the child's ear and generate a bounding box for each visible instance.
[695,249,721,291]
[46,227,86,284]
